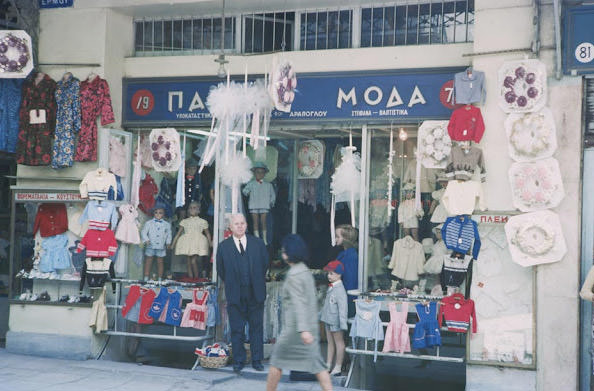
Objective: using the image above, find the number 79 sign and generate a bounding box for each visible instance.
[131,89,155,116]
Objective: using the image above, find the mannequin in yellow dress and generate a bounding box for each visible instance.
[170,201,212,278]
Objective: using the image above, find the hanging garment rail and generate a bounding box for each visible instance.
[344,292,466,388]
[100,279,215,346]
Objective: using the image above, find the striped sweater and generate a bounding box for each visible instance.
[441,215,481,259]
[438,293,477,333]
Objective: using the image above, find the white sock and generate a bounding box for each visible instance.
[262,230,268,245]
[254,230,260,238]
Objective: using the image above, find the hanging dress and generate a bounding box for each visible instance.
[52,74,81,168]
[411,302,442,349]
[382,302,411,354]
[349,300,385,361]
[180,289,209,330]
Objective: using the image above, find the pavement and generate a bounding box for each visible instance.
[0,349,353,391]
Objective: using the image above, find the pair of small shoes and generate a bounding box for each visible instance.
[68,296,80,304]
[59,295,70,302]
[252,361,264,371]
[37,291,51,301]
[330,368,342,376]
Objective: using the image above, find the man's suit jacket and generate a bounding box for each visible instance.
[216,234,269,305]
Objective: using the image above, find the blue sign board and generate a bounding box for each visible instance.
[122,68,463,126]
[563,5,594,75]
[39,0,73,8]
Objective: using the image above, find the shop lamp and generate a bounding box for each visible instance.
[398,127,408,141]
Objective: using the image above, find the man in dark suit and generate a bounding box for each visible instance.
[216,213,268,373]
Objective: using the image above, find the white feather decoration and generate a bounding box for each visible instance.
[207,81,249,119]
[220,155,253,187]
[331,149,362,197]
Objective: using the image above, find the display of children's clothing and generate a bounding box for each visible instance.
[109,136,127,177]
[438,293,477,333]
[388,236,426,282]
[442,215,481,259]
[350,300,385,361]
[243,178,276,212]
[398,199,422,229]
[33,203,68,237]
[206,287,219,327]
[411,302,441,349]
[424,240,448,274]
[447,105,485,143]
[382,302,411,354]
[445,144,486,183]
[0,78,23,153]
[16,73,57,166]
[441,180,487,216]
[454,69,486,105]
[122,285,156,324]
[79,200,118,231]
[180,289,209,330]
[39,233,71,272]
[175,216,209,256]
[138,174,158,215]
[115,204,141,244]
[75,76,115,162]
[79,257,115,292]
[141,218,172,253]
[320,280,348,332]
[77,229,118,258]
[430,188,448,223]
[52,73,81,169]
[441,254,473,288]
[80,168,117,201]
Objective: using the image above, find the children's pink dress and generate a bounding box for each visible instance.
[382,302,411,353]
[180,289,209,330]
[115,204,141,244]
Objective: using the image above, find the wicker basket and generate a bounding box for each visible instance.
[199,355,229,369]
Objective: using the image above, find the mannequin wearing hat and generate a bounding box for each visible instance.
[242,162,276,245]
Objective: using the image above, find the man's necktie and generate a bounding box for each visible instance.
[239,241,245,255]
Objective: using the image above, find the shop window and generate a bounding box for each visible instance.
[361,0,474,47]
[243,12,294,53]
[134,17,236,55]
[300,10,352,50]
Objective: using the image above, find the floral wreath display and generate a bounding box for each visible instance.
[504,107,557,162]
[508,158,564,212]
[498,59,547,113]
[297,140,324,179]
[417,120,452,169]
[504,210,566,267]
[0,30,33,78]
[269,60,297,113]
[149,128,181,172]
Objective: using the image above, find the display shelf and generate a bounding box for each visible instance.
[9,299,92,308]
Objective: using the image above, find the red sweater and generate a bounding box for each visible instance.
[447,105,485,143]
[77,229,118,257]
[33,203,68,237]
[438,293,477,333]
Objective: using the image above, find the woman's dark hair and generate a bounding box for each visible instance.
[281,234,309,264]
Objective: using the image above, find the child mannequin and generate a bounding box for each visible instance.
[242,162,276,245]
[320,260,348,376]
[141,205,172,280]
[170,201,212,279]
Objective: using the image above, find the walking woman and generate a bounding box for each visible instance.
[266,234,333,391]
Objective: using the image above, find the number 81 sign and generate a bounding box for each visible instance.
[575,42,594,64]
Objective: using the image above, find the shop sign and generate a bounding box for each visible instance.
[123,68,463,126]
[472,214,510,224]
[14,192,82,201]
[39,0,74,8]
[563,5,594,75]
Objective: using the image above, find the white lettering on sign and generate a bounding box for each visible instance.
[168,91,183,112]
[364,86,383,106]
[386,86,404,108]
[407,86,427,108]
[337,85,427,109]
[15,193,82,201]
[188,92,205,111]
[337,87,357,109]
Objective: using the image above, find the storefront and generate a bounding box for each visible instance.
[0,1,586,390]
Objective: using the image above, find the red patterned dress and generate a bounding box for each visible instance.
[75,76,115,162]
[16,73,57,166]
